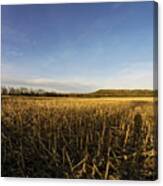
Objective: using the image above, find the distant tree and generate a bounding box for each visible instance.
[1,87,8,95]
[20,87,29,95]
[8,87,17,95]
[38,89,45,95]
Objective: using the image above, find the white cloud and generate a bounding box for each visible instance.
[1,60,154,92]
[2,78,97,93]
[100,64,153,89]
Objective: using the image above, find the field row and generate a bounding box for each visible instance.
[1,97,157,179]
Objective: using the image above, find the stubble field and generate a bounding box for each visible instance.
[1,96,157,180]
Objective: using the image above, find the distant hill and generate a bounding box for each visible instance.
[89,89,156,97]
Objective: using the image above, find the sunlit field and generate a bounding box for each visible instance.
[1,96,157,180]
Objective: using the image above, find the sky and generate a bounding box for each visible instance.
[1,2,155,93]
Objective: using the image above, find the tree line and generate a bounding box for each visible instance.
[1,87,156,97]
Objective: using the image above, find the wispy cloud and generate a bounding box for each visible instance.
[1,60,153,92]
[2,78,98,93]
[1,3,154,91]
[2,25,31,46]
[7,49,24,57]
[99,63,153,89]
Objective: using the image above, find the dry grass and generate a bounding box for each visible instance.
[1,96,157,180]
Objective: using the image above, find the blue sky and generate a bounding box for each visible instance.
[1,2,155,92]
